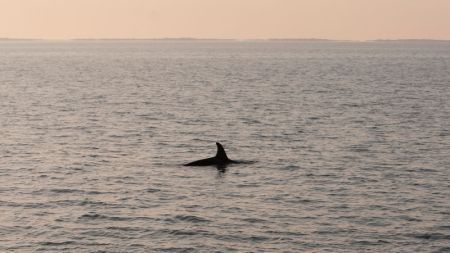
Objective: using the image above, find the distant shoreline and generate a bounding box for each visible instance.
[1,38,449,43]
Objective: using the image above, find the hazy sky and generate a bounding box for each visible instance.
[1,0,449,40]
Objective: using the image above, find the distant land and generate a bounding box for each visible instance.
[0,38,40,41]
[266,38,342,42]
[1,37,449,42]
[370,39,450,43]
[73,37,235,41]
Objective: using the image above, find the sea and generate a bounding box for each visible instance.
[0,40,449,252]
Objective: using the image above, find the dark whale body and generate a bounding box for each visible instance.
[184,142,237,167]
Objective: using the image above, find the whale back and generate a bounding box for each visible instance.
[215,142,229,161]
[184,142,237,166]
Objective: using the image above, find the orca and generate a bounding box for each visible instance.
[184,142,237,167]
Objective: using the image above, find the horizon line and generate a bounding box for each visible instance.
[1,37,450,42]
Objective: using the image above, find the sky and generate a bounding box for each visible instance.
[0,0,449,40]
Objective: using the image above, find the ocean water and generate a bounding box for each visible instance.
[0,41,449,252]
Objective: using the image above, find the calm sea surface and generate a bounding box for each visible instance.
[0,41,449,252]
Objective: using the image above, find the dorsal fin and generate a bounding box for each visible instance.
[215,142,229,160]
